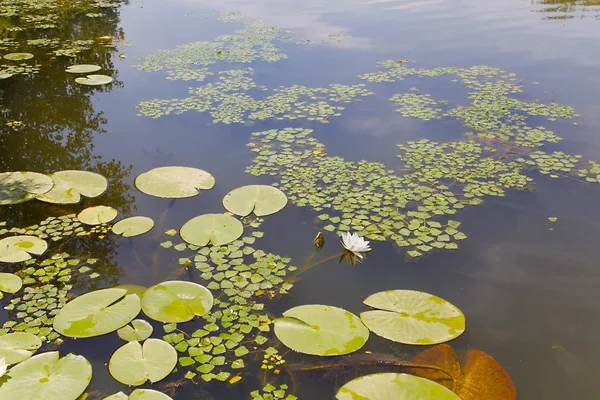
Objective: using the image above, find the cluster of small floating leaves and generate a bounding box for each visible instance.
[576,160,600,183]
[389,93,447,120]
[250,383,298,400]
[1,252,101,343]
[0,62,40,79]
[360,61,578,148]
[516,151,582,178]
[246,128,531,257]
[137,69,372,123]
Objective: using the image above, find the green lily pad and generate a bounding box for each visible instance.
[360,290,465,345]
[336,373,460,400]
[75,74,113,85]
[0,272,23,297]
[65,64,102,74]
[0,332,42,364]
[4,53,34,61]
[117,319,154,342]
[115,284,147,299]
[112,217,154,237]
[180,214,243,247]
[0,351,92,399]
[134,166,215,198]
[53,288,141,338]
[273,305,369,356]
[108,339,177,386]
[0,235,48,263]
[77,205,118,225]
[141,281,213,323]
[0,171,54,205]
[103,389,173,400]
[35,170,108,204]
[222,185,288,217]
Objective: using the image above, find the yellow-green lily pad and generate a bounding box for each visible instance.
[141,281,213,323]
[134,166,215,198]
[77,205,118,225]
[0,235,48,263]
[0,272,22,298]
[180,213,243,247]
[112,216,154,237]
[0,332,42,365]
[35,170,108,204]
[222,184,287,217]
[0,171,54,205]
[117,319,153,342]
[108,339,177,386]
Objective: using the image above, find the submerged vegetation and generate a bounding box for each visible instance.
[0,4,598,400]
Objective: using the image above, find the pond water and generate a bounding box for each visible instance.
[2,0,600,399]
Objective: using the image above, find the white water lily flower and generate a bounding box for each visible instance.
[0,357,7,378]
[341,232,371,261]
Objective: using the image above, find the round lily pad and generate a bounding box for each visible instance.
[53,288,141,338]
[180,213,243,247]
[103,390,172,400]
[75,74,113,85]
[4,53,34,61]
[0,235,48,263]
[0,332,42,365]
[65,64,101,74]
[222,184,288,216]
[0,272,23,298]
[108,339,177,386]
[0,171,54,205]
[117,319,153,342]
[336,373,460,400]
[77,205,118,225]
[360,290,466,345]
[274,304,369,356]
[141,281,213,323]
[112,216,154,237]
[0,351,92,399]
[134,166,215,199]
[36,170,108,204]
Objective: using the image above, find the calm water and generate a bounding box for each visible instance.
[2,0,600,399]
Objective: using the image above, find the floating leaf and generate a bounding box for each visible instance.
[274,305,369,356]
[112,217,154,237]
[336,373,460,400]
[65,64,102,74]
[548,217,557,222]
[222,185,288,216]
[180,214,243,247]
[108,339,177,386]
[0,235,48,263]
[35,170,108,204]
[53,288,141,338]
[0,272,22,297]
[77,205,118,225]
[4,53,34,61]
[141,281,213,323]
[103,389,173,399]
[360,290,465,345]
[411,344,516,400]
[134,166,215,198]
[0,332,42,365]
[0,171,54,205]
[115,285,147,299]
[0,352,92,399]
[117,319,154,342]
[75,74,113,85]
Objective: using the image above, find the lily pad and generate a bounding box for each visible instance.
[336,373,460,400]
[104,390,173,400]
[0,272,22,298]
[77,205,118,225]
[117,319,154,342]
[273,304,369,356]
[360,290,465,345]
[141,281,213,323]
[116,284,147,299]
[108,339,177,386]
[0,332,42,365]
[0,171,54,205]
[112,216,154,237]
[0,235,48,263]
[134,166,215,198]
[53,288,141,338]
[222,185,288,216]
[180,214,243,247]
[75,74,113,85]
[0,351,92,399]
[4,53,34,61]
[35,170,108,204]
[65,64,102,74]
